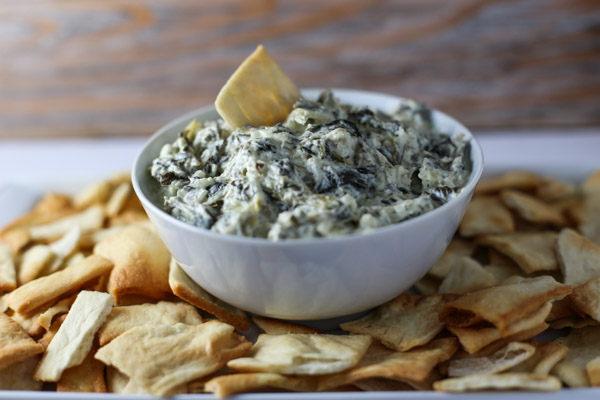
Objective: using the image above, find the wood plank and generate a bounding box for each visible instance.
[0,0,598,138]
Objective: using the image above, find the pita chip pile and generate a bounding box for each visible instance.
[1,169,600,397]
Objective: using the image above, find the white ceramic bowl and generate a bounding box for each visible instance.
[132,89,484,321]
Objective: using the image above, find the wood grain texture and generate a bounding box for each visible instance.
[0,0,599,138]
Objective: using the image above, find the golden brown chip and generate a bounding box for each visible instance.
[448,342,535,377]
[535,176,577,201]
[252,316,320,335]
[554,326,600,387]
[169,258,250,331]
[97,300,203,345]
[447,301,552,354]
[29,205,104,241]
[57,342,106,393]
[0,243,16,293]
[427,238,476,279]
[549,316,600,329]
[94,223,172,304]
[458,196,515,237]
[79,225,126,249]
[475,171,542,195]
[509,340,568,376]
[552,360,589,388]
[582,170,600,194]
[579,191,600,245]
[105,182,132,217]
[38,314,67,350]
[4,254,113,315]
[501,190,566,226]
[438,257,497,295]
[37,295,77,331]
[18,244,54,285]
[439,275,570,334]
[95,320,251,397]
[0,311,44,370]
[412,275,440,295]
[476,232,559,274]
[34,291,114,382]
[215,44,300,130]
[569,276,600,321]
[340,294,447,352]
[587,357,600,387]
[546,298,576,321]
[228,333,372,375]
[205,372,318,398]
[556,228,600,285]
[433,372,561,392]
[73,180,113,209]
[0,355,42,390]
[317,338,458,391]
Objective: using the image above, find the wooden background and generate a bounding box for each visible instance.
[1,0,599,138]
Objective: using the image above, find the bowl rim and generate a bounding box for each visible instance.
[131,88,484,247]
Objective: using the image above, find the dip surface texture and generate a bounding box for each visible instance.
[150,90,471,240]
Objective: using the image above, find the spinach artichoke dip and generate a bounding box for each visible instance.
[150,90,472,240]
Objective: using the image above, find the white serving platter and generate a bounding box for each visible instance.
[0,130,599,399]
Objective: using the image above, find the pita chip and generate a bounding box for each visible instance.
[439,275,571,334]
[97,300,203,345]
[340,294,447,352]
[4,254,113,315]
[0,311,44,370]
[95,320,251,397]
[427,238,476,279]
[38,295,76,330]
[0,243,16,293]
[579,191,600,245]
[433,372,561,392]
[553,326,600,387]
[215,45,300,130]
[556,228,600,285]
[587,357,600,387]
[35,291,113,382]
[73,179,113,209]
[438,257,497,295]
[475,171,541,195]
[509,340,568,376]
[105,182,132,217]
[448,342,536,377]
[569,276,600,321]
[57,341,107,393]
[169,258,250,331]
[94,223,172,304]
[458,196,515,237]
[448,301,552,354]
[501,190,566,226]
[0,355,42,391]
[476,232,559,274]
[29,205,104,241]
[205,373,317,398]
[252,316,320,335]
[317,338,458,391]
[227,333,372,375]
[18,244,54,285]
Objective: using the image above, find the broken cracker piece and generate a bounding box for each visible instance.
[0,311,44,371]
[340,294,447,352]
[169,258,250,331]
[97,300,203,345]
[95,320,251,397]
[34,290,113,382]
[228,333,372,375]
[215,45,300,130]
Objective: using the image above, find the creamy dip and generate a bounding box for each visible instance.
[150,90,472,240]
